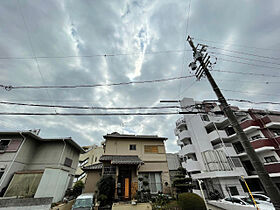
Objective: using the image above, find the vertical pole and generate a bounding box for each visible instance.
[241,176,259,210]
[198,180,209,210]
[187,36,280,209]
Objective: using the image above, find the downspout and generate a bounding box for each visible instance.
[0,132,26,190]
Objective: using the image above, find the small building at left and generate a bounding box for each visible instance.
[0,130,85,203]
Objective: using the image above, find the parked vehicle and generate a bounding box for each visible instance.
[72,193,95,210]
[221,196,275,210]
[251,193,271,203]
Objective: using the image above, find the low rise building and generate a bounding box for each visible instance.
[0,130,84,202]
[175,98,280,198]
[83,132,171,200]
[74,145,104,184]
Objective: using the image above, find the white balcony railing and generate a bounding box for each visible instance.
[179,144,195,156]
[208,130,228,142]
[182,159,201,172]
[178,130,191,141]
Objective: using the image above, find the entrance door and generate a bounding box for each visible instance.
[118,166,131,200]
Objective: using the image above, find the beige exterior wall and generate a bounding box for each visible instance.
[84,170,102,193]
[104,137,171,194]
[75,146,104,183]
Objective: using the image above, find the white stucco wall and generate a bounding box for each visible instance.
[34,168,69,202]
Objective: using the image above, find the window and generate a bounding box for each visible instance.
[103,165,116,175]
[230,157,242,167]
[232,141,245,154]
[139,172,162,194]
[264,156,278,163]
[201,115,210,121]
[0,140,10,150]
[251,134,262,141]
[64,157,73,167]
[228,186,239,196]
[144,145,158,153]
[225,127,235,136]
[272,129,280,137]
[130,144,136,150]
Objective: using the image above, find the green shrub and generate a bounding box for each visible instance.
[178,193,206,210]
[97,176,115,206]
[73,180,85,197]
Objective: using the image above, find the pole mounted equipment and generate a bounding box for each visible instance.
[186,35,280,209]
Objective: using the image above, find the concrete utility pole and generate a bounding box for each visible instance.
[186,36,280,209]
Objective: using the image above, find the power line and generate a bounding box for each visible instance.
[0,101,187,110]
[0,75,195,91]
[221,89,280,97]
[216,57,280,70]
[0,49,191,60]
[0,112,182,116]
[192,37,280,52]
[207,45,279,60]
[209,51,280,66]
[212,69,280,78]
[227,99,280,105]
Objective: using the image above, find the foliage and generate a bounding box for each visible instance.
[97,176,115,206]
[137,175,151,203]
[172,167,193,194]
[72,180,85,197]
[177,193,206,210]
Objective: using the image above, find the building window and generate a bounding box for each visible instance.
[0,140,10,150]
[144,145,158,153]
[272,129,280,137]
[64,157,73,167]
[139,172,162,194]
[232,141,245,154]
[201,115,210,121]
[251,134,262,141]
[225,127,235,136]
[130,144,136,150]
[0,171,4,180]
[264,156,278,163]
[228,186,239,196]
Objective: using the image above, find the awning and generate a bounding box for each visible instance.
[82,163,103,171]
[99,155,143,165]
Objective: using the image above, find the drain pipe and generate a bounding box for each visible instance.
[0,132,26,191]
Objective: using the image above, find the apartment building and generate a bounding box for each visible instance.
[0,130,84,202]
[83,132,171,200]
[175,98,280,198]
[74,145,104,184]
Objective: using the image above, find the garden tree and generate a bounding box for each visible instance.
[172,167,193,194]
[72,180,85,197]
[137,175,151,202]
[97,176,115,206]
[178,193,206,210]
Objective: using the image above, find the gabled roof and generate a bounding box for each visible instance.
[82,163,103,171]
[0,131,85,153]
[103,132,167,141]
[99,155,143,165]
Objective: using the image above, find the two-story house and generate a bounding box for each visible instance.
[0,130,84,202]
[83,132,171,200]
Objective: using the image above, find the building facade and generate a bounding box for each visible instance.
[83,132,171,200]
[175,98,280,198]
[74,145,104,184]
[0,130,84,202]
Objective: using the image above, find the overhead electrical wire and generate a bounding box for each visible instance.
[212,69,280,78]
[227,99,280,105]
[0,75,195,91]
[221,89,280,97]
[192,37,280,52]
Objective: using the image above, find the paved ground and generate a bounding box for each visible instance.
[112,202,152,210]
[51,200,75,210]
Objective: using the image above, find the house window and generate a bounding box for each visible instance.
[232,141,245,154]
[139,172,162,194]
[64,157,73,167]
[201,115,210,121]
[264,156,277,163]
[228,186,239,196]
[130,144,136,150]
[0,140,10,150]
[251,134,262,141]
[144,145,158,153]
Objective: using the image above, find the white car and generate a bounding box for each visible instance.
[222,196,275,210]
[251,193,271,203]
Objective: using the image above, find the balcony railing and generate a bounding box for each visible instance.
[182,159,201,172]
[176,117,186,129]
[264,162,280,173]
[208,130,228,143]
[178,130,191,141]
[179,144,195,156]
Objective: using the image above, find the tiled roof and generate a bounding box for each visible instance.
[103,132,167,140]
[99,155,143,165]
[82,163,103,171]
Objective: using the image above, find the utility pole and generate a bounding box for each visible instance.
[186,36,280,209]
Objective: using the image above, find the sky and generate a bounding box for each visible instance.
[0,0,280,152]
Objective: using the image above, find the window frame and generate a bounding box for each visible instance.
[129,144,136,151]
[264,156,278,163]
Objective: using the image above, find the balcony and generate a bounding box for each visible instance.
[177,139,184,146]
[213,143,237,156]
[264,162,280,173]
[182,159,201,172]
[176,117,186,129]
[251,138,277,150]
[178,130,191,142]
[179,144,195,156]
[262,115,280,129]
[205,116,228,129]
[208,130,228,143]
